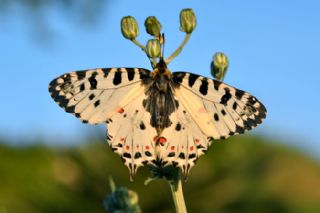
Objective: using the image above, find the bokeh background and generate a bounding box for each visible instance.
[1,0,320,212]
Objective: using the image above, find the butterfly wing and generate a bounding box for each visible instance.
[159,102,211,178]
[159,72,266,178]
[49,68,151,124]
[172,72,266,139]
[106,92,158,180]
[49,68,158,178]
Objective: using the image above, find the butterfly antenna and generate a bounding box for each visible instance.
[160,33,165,59]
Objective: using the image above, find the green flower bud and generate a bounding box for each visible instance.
[211,52,229,81]
[104,177,141,213]
[144,16,162,37]
[180,8,197,34]
[121,16,139,40]
[104,187,141,213]
[146,39,161,58]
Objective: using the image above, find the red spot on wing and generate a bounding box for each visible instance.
[146,146,150,150]
[153,136,167,144]
[171,146,175,151]
[120,137,125,142]
[190,146,194,151]
[117,107,124,113]
[195,139,200,143]
[126,145,130,151]
[153,136,159,142]
[158,137,167,144]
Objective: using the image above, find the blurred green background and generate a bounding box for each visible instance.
[1,0,320,212]
[2,136,320,212]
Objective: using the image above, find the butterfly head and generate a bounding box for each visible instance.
[152,57,172,79]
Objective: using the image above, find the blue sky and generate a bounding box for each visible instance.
[0,1,319,156]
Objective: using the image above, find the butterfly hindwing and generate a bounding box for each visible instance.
[49,68,151,124]
[106,92,158,179]
[159,103,211,178]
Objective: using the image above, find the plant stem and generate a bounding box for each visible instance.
[165,33,191,65]
[169,173,187,213]
[131,39,146,52]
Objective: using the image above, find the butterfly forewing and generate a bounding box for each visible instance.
[49,68,151,124]
[172,72,266,139]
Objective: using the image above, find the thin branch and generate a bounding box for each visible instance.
[132,39,146,52]
[165,33,191,64]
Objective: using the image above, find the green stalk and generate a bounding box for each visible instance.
[132,39,146,52]
[168,173,187,213]
[165,33,191,65]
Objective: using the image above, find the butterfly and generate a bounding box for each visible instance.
[49,58,266,180]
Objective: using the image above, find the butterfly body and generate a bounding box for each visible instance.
[49,60,266,179]
[142,59,178,134]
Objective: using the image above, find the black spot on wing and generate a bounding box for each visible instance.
[168,152,175,157]
[175,123,182,131]
[172,72,186,84]
[232,102,237,110]
[188,73,198,87]
[89,94,95,100]
[213,79,221,91]
[123,153,131,158]
[220,88,232,105]
[94,100,100,107]
[145,151,152,157]
[88,75,97,89]
[179,153,186,159]
[64,74,71,83]
[188,153,196,159]
[235,125,245,134]
[199,79,209,95]
[139,121,146,130]
[65,105,75,113]
[235,89,245,100]
[102,68,110,77]
[113,70,122,85]
[127,68,135,81]
[134,152,142,159]
[214,113,219,121]
[76,71,86,80]
[80,83,85,91]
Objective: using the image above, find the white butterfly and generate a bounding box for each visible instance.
[49,58,266,179]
